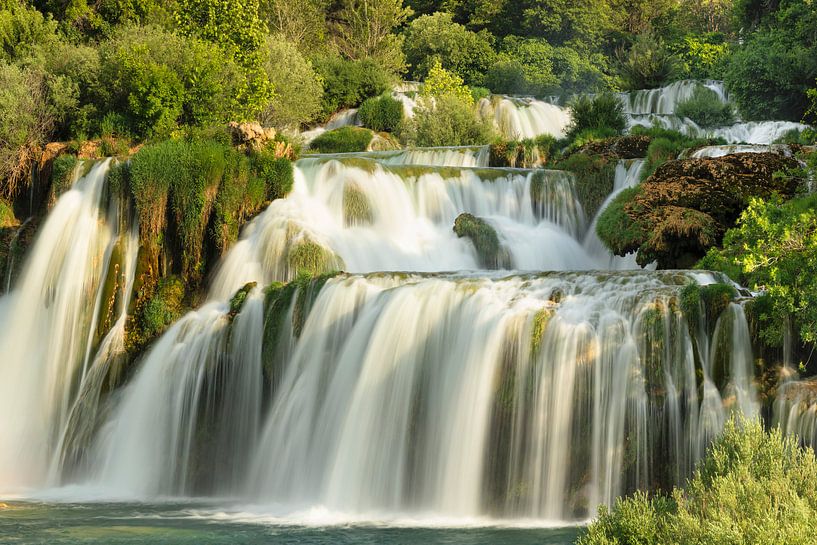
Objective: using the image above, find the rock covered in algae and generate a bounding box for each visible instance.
[453,212,510,269]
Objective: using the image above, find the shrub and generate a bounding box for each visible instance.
[698,193,817,347]
[674,33,731,80]
[725,28,817,122]
[566,93,626,141]
[312,56,392,118]
[0,62,54,198]
[577,418,817,545]
[0,198,15,228]
[484,59,528,95]
[213,151,265,252]
[260,35,323,129]
[399,95,495,148]
[469,86,490,102]
[402,12,496,84]
[493,36,558,96]
[309,126,374,153]
[251,148,294,200]
[615,31,680,91]
[676,85,735,128]
[421,59,474,105]
[358,94,403,133]
[50,154,78,197]
[0,0,59,62]
[98,26,247,139]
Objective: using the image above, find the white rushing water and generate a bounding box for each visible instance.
[619,80,728,115]
[87,271,758,523]
[479,97,572,140]
[310,146,491,168]
[0,160,135,490]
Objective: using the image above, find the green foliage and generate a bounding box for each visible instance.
[98,26,248,139]
[421,59,474,105]
[312,55,392,117]
[675,84,735,128]
[358,94,403,133]
[286,237,340,277]
[725,27,817,122]
[774,127,817,146]
[402,12,495,84]
[556,152,617,219]
[566,93,626,141]
[578,418,817,545]
[616,31,680,91]
[698,194,817,346]
[343,183,373,226]
[493,36,557,96]
[250,148,294,200]
[489,134,558,168]
[0,197,15,227]
[453,212,505,269]
[483,59,527,96]
[136,275,186,344]
[260,35,323,129]
[309,126,374,153]
[50,154,78,197]
[806,83,817,125]
[399,95,494,147]
[0,0,59,62]
[674,33,731,80]
[595,186,644,257]
[635,127,721,181]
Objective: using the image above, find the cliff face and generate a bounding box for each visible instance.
[598,152,803,268]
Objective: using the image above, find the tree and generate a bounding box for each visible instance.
[260,35,323,128]
[421,58,473,104]
[330,0,412,75]
[402,11,496,84]
[259,0,328,51]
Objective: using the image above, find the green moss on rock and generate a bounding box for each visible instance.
[343,183,373,226]
[453,212,509,269]
[286,237,343,278]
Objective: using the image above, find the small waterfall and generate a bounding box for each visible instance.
[209,157,596,296]
[775,380,817,449]
[0,160,127,489]
[620,80,728,115]
[583,159,646,270]
[308,146,491,168]
[690,144,795,158]
[479,97,572,140]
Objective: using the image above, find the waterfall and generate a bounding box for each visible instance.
[309,146,491,168]
[479,97,571,140]
[619,80,728,115]
[775,380,817,449]
[0,160,133,490]
[690,144,795,158]
[88,271,758,522]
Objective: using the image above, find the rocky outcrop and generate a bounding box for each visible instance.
[576,135,651,159]
[597,152,802,268]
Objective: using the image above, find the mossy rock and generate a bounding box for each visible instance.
[343,183,373,226]
[126,275,187,355]
[286,237,343,278]
[554,152,616,220]
[595,152,802,268]
[576,135,652,159]
[309,127,374,153]
[453,212,509,269]
[50,154,79,203]
[228,282,257,320]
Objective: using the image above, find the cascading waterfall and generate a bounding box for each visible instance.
[478,97,571,140]
[0,160,133,490]
[619,80,728,115]
[309,146,491,168]
[775,380,817,449]
[88,271,759,523]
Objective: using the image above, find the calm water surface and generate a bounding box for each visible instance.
[0,502,582,544]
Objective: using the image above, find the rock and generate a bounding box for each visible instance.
[597,152,802,268]
[453,212,510,269]
[576,135,651,159]
[228,121,277,149]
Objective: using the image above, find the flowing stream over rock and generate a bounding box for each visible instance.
[0,81,806,525]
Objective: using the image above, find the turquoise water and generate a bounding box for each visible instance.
[0,502,582,544]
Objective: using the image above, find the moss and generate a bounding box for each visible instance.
[530,307,554,358]
[228,282,257,320]
[453,212,509,269]
[343,183,373,226]
[595,186,645,256]
[50,154,79,199]
[555,152,616,219]
[251,149,294,200]
[213,152,265,254]
[700,283,738,323]
[490,135,558,168]
[126,275,187,354]
[309,127,374,153]
[286,237,342,278]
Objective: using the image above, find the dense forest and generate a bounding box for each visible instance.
[1,0,817,543]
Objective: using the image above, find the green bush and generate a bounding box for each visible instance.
[402,12,496,84]
[676,85,735,128]
[725,28,817,122]
[312,56,392,118]
[251,148,294,200]
[469,86,490,102]
[636,129,723,181]
[358,94,403,133]
[260,35,323,129]
[615,31,680,91]
[698,193,817,347]
[484,59,528,96]
[577,418,817,545]
[399,95,495,148]
[566,93,626,141]
[50,154,78,197]
[309,126,374,153]
[674,33,731,80]
[492,36,558,96]
[98,26,247,139]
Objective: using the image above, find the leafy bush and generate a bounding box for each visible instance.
[312,56,392,118]
[676,85,735,128]
[674,33,731,80]
[402,12,496,84]
[725,28,817,121]
[421,59,474,105]
[260,35,324,129]
[484,59,527,95]
[566,93,626,141]
[399,95,494,148]
[698,193,817,346]
[494,36,557,96]
[358,94,403,133]
[578,418,817,545]
[50,154,78,197]
[0,0,59,62]
[98,26,247,139]
[616,31,680,91]
[251,148,294,200]
[309,127,374,153]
